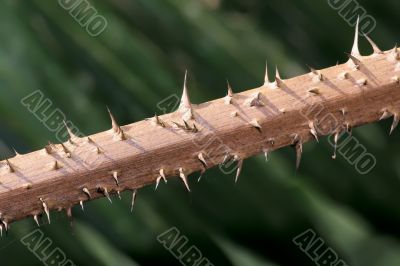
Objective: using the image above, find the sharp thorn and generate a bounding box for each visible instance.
[51,160,61,170]
[346,53,361,68]
[390,114,399,135]
[364,34,382,54]
[154,114,166,127]
[309,121,319,142]
[34,215,40,227]
[197,168,206,182]
[338,71,349,80]
[332,131,341,159]
[250,119,262,132]
[295,141,303,170]
[308,87,321,95]
[40,198,50,224]
[107,106,120,134]
[155,176,162,190]
[5,159,14,173]
[131,189,137,213]
[263,148,269,162]
[63,120,78,141]
[80,200,84,212]
[117,191,121,200]
[226,79,234,97]
[264,60,271,85]
[179,168,191,192]
[351,16,361,56]
[83,187,92,199]
[112,171,119,186]
[380,109,392,121]
[235,158,243,183]
[159,169,167,183]
[178,70,193,120]
[61,143,71,158]
[198,153,208,168]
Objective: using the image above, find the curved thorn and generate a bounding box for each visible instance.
[380,109,392,121]
[309,121,319,142]
[98,187,112,203]
[179,168,191,192]
[34,215,40,227]
[346,53,361,67]
[83,187,91,199]
[107,106,120,134]
[131,189,137,213]
[112,171,119,186]
[159,169,167,183]
[198,153,207,168]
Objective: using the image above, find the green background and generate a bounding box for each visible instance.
[0,0,400,265]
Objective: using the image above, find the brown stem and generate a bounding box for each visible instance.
[0,48,399,228]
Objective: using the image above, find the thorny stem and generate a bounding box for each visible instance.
[0,32,400,230]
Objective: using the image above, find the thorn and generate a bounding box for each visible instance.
[155,175,162,190]
[380,109,392,120]
[131,189,137,213]
[198,153,208,168]
[44,143,54,154]
[117,191,121,200]
[80,200,84,211]
[159,169,167,183]
[388,45,400,61]
[112,171,119,186]
[183,120,191,130]
[225,80,233,104]
[12,147,21,157]
[309,121,319,142]
[263,148,269,162]
[60,143,71,158]
[332,131,341,159]
[245,92,264,107]
[364,34,382,54]
[51,160,61,170]
[345,122,352,134]
[154,114,166,127]
[179,168,191,192]
[392,76,400,84]
[250,119,262,132]
[107,107,126,140]
[294,140,303,170]
[99,187,112,204]
[234,157,243,183]
[351,16,361,57]
[95,147,102,154]
[356,78,367,86]
[338,71,349,80]
[308,66,324,82]
[197,168,206,182]
[179,70,193,120]
[275,66,284,88]
[83,187,91,199]
[222,153,233,164]
[40,198,50,224]
[390,113,399,135]
[231,111,238,117]
[347,53,361,68]
[192,123,199,133]
[87,137,94,143]
[308,87,321,95]
[33,215,40,227]
[264,60,270,85]
[0,225,2,237]
[63,121,78,141]
[5,159,14,173]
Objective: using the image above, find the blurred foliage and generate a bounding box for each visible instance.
[1,0,400,265]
